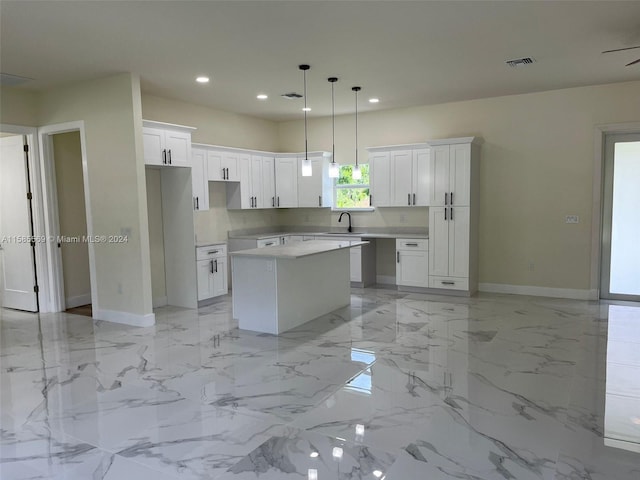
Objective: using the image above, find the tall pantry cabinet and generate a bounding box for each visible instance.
[427,137,480,294]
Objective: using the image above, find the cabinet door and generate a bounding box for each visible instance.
[298,156,323,207]
[391,150,413,206]
[369,151,391,207]
[197,259,214,301]
[448,207,470,278]
[257,237,281,248]
[191,148,209,211]
[237,155,252,209]
[397,249,429,287]
[142,127,165,166]
[429,206,450,277]
[450,143,470,206]
[350,247,362,282]
[430,145,450,206]
[207,150,224,181]
[262,156,276,208]
[222,153,240,181]
[250,155,264,208]
[212,257,227,297]
[275,157,298,208]
[165,130,191,167]
[413,148,431,206]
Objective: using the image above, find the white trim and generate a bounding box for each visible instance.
[38,121,97,314]
[591,122,640,300]
[479,283,597,300]
[94,308,155,327]
[366,143,429,152]
[0,124,47,312]
[427,136,482,146]
[65,294,92,309]
[143,119,196,132]
[376,274,396,285]
[152,296,168,308]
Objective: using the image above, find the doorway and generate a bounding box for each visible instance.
[0,133,39,312]
[600,133,640,301]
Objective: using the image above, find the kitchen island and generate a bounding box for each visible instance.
[231,240,366,334]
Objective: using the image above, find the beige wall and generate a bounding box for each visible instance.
[0,87,38,127]
[52,131,91,305]
[145,169,167,303]
[278,80,640,291]
[37,73,153,317]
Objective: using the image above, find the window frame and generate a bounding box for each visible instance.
[332,163,373,212]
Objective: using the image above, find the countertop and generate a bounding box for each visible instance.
[230,240,368,259]
[228,230,428,240]
[196,241,227,248]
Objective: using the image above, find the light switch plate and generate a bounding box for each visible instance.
[565,215,579,224]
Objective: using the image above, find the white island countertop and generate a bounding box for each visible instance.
[230,239,368,259]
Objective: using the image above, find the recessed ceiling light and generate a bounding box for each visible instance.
[369,98,379,103]
[257,94,268,100]
[196,76,210,84]
[302,107,311,112]
[309,451,319,458]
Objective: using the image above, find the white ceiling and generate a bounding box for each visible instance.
[1,1,640,121]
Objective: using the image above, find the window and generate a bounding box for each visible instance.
[334,164,370,209]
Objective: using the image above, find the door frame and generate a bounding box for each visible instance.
[38,121,97,314]
[0,124,46,311]
[590,122,640,300]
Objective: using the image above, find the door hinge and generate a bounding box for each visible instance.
[24,144,29,152]
[33,285,39,293]
[26,192,32,200]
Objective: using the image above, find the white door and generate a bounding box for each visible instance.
[0,135,38,311]
[275,157,298,207]
[250,156,263,208]
[450,143,471,206]
[191,148,208,211]
[448,207,470,278]
[196,259,214,301]
[428,206,450,277]
[222,153,241,181]
[413,148,431,206]
[369,151,391,207]
[391,150,413,206]
[165,130,190,167]
[398,249,429,287]
[212,257,227,297]
[262,156,276,208]
[142,127,165,166]
[237,155,252,209]
[601,133,640,300]
[207,150,224,181]
[298,156,323,207]
[430,145,450,206]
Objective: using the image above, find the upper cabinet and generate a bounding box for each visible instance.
[226,154,274,209]
[142,120,195,167]
[191,147,209,211]
[368,144,430,207]
[429,140,473,207]
[207,150,240,182]
[274,155,299,208]
[297,152,334,208]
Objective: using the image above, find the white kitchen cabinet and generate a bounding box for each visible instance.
[297,153,334,208]
[227,154,275,210]
[143,121,194,167]
[313,235,376,286]
[191,148,209,211]
[207,150,240,182]
[257,237,281,248]
[196,244,227,302]
[396,238,429,288]
[262,156,276,208]
[427,137,480,294]
[274,155,299,208]
[368,144,430,207]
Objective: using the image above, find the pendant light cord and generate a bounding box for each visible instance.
[332,80,335,164]
[303,67,308,161]
[354,87,359,168]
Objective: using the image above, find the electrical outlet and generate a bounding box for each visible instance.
[565,215,579,224]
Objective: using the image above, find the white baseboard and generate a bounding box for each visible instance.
[94,308,156,327]
[65,293,91,309]
[376,275,396,285]
[152,296,168,308]
[479,283,598,300]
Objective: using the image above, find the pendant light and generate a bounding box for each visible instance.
[300,64,312,177]
[328,77,340,178]
[352,86,362,180]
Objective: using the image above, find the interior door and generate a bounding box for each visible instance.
[0,135,38,311]
[601,133,640,301]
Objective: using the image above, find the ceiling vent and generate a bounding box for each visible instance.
[505,57,536,68]
[281,92,302,99]
[0,72,34,86]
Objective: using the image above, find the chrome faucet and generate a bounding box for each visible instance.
[338,211,352,232]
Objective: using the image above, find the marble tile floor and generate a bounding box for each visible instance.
[1,288,639,479]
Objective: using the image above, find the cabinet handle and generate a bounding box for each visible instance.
[226,168,229,179]
[408,193,411,206]
[442,281,455,285]
[214,259,218,273]
[277,197,280,207]
[207,250,219,254]
[405,242,418,247]
[168,149,172,165]
[254,196,257,208]
[318,195,321,207]
[445,192,448,205]
[397,251,400,263]
[450,207,453,220]
[445,208,448,221]
[413,193,416,205]
[265,242,275,246]
[210,260,214,274]
[450,192,453,204]
[369,194,373,206]
[194,197,197,210]
[162,149,167,164]
[196,197,199,210]
[272,196,275,207]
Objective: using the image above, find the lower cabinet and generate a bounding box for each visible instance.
[396,238,429,288]
[196,244,228,302]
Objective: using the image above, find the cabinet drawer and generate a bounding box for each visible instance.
[257,237,281,248]
[197,244,227,260]
[396,238,428,251]
[429,276,468,291]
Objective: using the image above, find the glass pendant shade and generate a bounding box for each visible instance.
[301,158,312,176]
[328,161,340,178]
[352,164,362,180]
